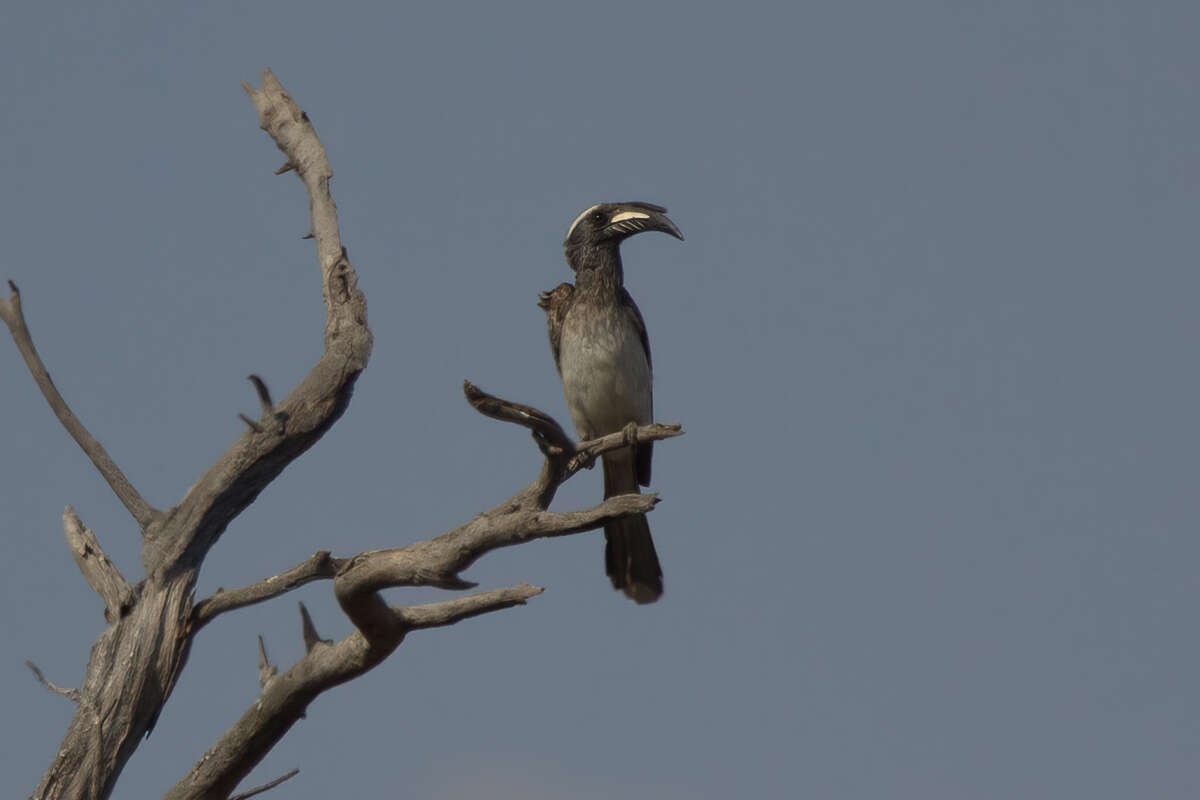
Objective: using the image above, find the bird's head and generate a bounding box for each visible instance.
[563,202,683,269]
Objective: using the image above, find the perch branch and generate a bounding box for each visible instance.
[0,281,157,529]
[62,506,135,623]
[303,384,682,598]
[569,425,684,474]
[462,380,682,508]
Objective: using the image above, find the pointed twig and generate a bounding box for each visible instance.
[257,636,277,690]
[0,281,157,530]
[244,373,288,433]
[230,768,300,800]
[248,374,274,413]
[299,602,329,652]
[62,506,135,623]
[274,161,295,176]
[25,661,81,703]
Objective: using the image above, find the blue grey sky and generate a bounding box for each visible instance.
[3,1,1199,797]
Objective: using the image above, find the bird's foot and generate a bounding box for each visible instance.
[622,420,640,447]
[568,449,597,472]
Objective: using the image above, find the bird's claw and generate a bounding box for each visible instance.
[622,420,640,447]
[568,450,597,472]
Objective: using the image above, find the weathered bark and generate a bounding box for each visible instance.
[3,71,683,799]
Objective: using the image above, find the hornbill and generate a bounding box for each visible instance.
[539,202,683,603]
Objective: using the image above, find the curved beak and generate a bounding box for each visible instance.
[606,203,685,241]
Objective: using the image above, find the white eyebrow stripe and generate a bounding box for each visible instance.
[609,210,651,224]
[566,204,601,240]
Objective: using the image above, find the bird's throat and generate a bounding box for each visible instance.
[568,245,624,296]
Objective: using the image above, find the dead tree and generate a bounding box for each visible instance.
[1,71,681,800]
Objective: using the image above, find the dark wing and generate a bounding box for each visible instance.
[537,282,575,374]
[618,287,652,375]
[619,287,654,487]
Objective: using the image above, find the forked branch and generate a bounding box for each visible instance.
[23,70,374,800]
[168,384,680,799]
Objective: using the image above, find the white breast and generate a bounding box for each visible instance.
[559,308,652,441]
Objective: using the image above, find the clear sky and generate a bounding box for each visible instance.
[2,1,1199,798]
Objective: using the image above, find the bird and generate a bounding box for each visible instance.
[539,201,683,603]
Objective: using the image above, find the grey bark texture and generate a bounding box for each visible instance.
[1,71,682,800]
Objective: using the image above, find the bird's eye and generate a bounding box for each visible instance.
[591,211,606,224]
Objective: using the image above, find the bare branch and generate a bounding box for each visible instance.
[62,506,135,623]
[25,661,81,703]
[329,491,659,605]
[165,584,545,800]
[230,769,299,800]
[192,551,342,632]
[0,282,157,529]
[242,71,351,306]
[393,584,543,630]
[145,69,372,573]
[464,380,682,463]
[463,379,574,456]
[531,493,660,537]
